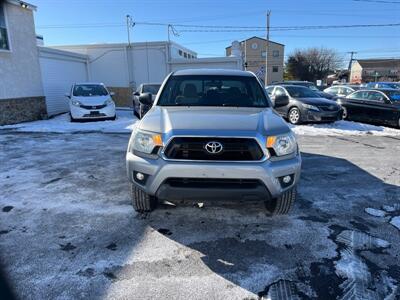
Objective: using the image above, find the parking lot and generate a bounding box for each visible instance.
[0,116,399,299]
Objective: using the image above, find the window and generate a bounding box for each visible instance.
[184,52,188,58]
[158,75,269,108]
[265,86,274,95]
[0,3,10,50]
[73,84,108,97]
[178,50,183,56]
[366,91,386,102]
[261,51,266,57]
[272,50,279,57]
[326,86,339,94]
[272,66,279,73]
[347,91,369,100]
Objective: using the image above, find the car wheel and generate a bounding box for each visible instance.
[342,107,348,120]
[266,186,297,215]
[288,107,301,125]
[130,184,157,213]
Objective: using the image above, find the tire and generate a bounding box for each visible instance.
[130,184,157,213]
[266,186,297,215]
[288,107,301,125]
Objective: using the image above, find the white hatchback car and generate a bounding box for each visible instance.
[66,83,116,122]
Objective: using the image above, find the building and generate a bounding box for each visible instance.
[0,0,45,125]
[0,0,243,124]
[46,42,242,111]
[226,36,285,85]
[350,59,400,83]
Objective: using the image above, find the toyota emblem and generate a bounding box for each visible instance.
[205,141,223,154]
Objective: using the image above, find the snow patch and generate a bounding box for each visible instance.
[291,120,400,136]
[364,207,386,218]
[390,216,400,231]
[0,110,139,134]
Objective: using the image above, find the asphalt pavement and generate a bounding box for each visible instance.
[0,132,399,299]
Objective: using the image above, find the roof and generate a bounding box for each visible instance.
[226,36,285,49]
[172,69,254,77]
[356,59,400,68]
[6,0,36,11]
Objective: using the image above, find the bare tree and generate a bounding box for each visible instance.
[286,47,344,82]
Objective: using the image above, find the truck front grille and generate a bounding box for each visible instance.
[163,137,264,161]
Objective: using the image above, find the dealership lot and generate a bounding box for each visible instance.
[0,123,399,299]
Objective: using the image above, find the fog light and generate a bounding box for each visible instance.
[283,175,291,184]
[136,172,145,181]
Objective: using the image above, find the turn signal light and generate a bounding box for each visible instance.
[266,136,276,148]
[152,134,163,146]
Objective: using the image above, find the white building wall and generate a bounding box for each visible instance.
[39,47,88,116]
[170,57,242,72]
[0,2,43,99]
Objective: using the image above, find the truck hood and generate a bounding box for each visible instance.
[138,106,291,136]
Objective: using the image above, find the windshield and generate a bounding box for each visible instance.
[73,84,108,97]
[285,86,320,98]
[386,90,400,101]
[157,75,269,107]
[143,84,161,94]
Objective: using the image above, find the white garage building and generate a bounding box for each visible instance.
[39,41,242,115]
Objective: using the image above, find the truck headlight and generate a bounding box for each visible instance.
[71,99,81,106]
[266,133,297,156]
[132,130,163,154]
[303,103,319,111]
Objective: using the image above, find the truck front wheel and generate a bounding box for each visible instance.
[266,187,297,215]
[130,184,157,213]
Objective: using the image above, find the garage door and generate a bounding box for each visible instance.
[39,49,88,116]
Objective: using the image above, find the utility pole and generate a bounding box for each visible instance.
[265,10,271,85]
[126,15,133,47]
[347,51,357,70]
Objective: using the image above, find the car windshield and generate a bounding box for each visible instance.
[73,84,108,97]
[157,75,269,107]
[285,86,319,98]
[143,84,161,94]
[386,90,400,101]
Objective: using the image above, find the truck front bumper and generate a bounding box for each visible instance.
[126,152,301,200]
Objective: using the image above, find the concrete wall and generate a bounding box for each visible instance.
[0,2,45,125]
[0,2,43,99]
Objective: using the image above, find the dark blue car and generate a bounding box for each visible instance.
[366,82,400,90]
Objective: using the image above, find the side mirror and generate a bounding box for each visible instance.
[65,93,71,99]
[274,95,289,108]
[109,92,115,96]
[139,92,153,105]
[133,92,140,96]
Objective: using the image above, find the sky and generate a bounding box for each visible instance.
[33,0,400,66]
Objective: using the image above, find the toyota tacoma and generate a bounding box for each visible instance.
[126,69,301,215]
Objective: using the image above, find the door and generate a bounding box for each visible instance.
[344,91,369,122]
[363,91,395,126]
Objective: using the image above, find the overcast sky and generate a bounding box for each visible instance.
[33,0,400,64]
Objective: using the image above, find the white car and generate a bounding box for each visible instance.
[65,83,116,122]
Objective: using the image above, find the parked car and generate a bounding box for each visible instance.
[267,85,343,124]
[65,83,116,122]
[133,83,161,118]
[337,89,400,128]
[366,82,400,90]
[126,69,301,215]
[324,85,361,98]
[272,81,337,100]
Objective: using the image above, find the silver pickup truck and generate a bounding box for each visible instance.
[126,69,301,215]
